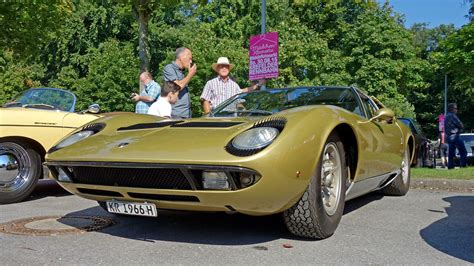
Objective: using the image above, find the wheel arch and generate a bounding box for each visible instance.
[407,136,415,164]
[0,136,47,162]
[332,123,358,182]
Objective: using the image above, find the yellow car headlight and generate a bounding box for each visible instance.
[54,130,95,150]
[49,122,105,153]
[232,127,279,150]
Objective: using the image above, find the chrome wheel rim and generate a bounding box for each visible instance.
[0,144,31,192]
[401,148,410,184]
[321,142,342,216]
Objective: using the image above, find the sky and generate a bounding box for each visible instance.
[381,0,471,28]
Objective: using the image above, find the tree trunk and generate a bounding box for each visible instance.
[135,0,150,73]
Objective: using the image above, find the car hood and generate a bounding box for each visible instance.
[46,107,325,164]
[47,114,272,163]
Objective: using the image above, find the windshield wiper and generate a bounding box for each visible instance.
[230,109,273,116]
[3,101,22,108]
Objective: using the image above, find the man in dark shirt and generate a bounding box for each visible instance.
[444,103,467,169]
[162,47,197,118]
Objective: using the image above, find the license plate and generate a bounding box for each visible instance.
[105,200,157,217]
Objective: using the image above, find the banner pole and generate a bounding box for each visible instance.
[260,0,267,90]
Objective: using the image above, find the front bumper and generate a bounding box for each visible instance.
[46,161,312,216]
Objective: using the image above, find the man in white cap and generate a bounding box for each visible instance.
[200,57,259,115]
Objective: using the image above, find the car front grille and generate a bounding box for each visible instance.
[47,162,262,192]
[70,166,192,190]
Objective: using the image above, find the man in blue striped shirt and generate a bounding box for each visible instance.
[200,57,259,114]
[132,71,161,114]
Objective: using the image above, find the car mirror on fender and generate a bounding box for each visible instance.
[359,108,395,124]
[80,103,100,114]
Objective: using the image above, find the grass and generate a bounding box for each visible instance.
[412,167,474,180]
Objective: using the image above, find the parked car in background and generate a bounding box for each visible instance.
[398,118,434,168]
[46,86,414,239]
[458,133,474,166]
[0,88,101,204]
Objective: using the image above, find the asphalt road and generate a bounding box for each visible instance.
[0,180,473,265]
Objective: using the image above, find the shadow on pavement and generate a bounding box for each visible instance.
[420,196,474,263]
[63,192,384,245]
[25,179,70,202]
[343,192,384,215]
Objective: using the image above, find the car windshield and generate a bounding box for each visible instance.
[211,87,362,117]
[3,88,76,112]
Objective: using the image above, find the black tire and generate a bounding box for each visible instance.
[283,132,347,239]
[382,146,411,196]
[0,141,42,204]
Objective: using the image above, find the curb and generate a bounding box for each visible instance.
[411,178,474,192]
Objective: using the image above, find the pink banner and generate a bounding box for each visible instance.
[438,113,445,132]
[249,32,279,80]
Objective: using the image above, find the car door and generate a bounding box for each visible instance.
[354,93,404,178]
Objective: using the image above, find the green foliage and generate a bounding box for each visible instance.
[0,51,44,105]
[1,0,471,136]
[341,6,428,118]
[0,0,72,57]
[412,167,474,180]
[50,40,139,112]
[435,21,474,132]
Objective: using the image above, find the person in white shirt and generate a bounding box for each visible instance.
[200,57,263,115]
[148,81,180,118]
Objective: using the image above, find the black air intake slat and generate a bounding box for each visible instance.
[118,121,184,131]
[77,188,123,197]
[70,167,192,190]
[128,193,199,202]
[171,121,243,128]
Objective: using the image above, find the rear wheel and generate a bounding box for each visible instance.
[283,132,347,239]
[0,141,41,204]
[382,146,411,196]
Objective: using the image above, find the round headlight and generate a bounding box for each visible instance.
[55,130,94,149]
[232,127,279,150]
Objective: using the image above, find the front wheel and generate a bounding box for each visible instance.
[283,132,347,239]
[0,141,42,204]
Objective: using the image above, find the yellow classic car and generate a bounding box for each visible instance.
[46,86,414,239]
[0,88,101,204]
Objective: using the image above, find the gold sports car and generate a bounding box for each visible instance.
[0,88,100,204]
[46,86,414,239]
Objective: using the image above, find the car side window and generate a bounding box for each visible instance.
[357,95,377,119]
[337,89,363,116]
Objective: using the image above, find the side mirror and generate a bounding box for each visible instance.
[369,108,395,123]
[85,104,100,114]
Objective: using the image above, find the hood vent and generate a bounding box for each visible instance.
[170,121,244,128]
[117,120,184,131]
[117,120,244,131]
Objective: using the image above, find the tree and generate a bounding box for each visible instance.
[407,24,456,137]
[341,5,430,118]
[0,0,72,57]
[0,50,44,105]
[435,21,474,131]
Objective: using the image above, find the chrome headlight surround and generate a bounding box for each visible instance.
[49,123,105,153]
[226,117,286,156]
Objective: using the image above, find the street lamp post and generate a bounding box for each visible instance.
[444,74,448,115]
